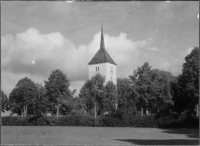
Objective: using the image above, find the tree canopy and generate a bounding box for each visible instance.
[1,90,10,113]
[9,77,37,116]
[173,47,199,114]
[44,69,72,117]
[79,73,106,117]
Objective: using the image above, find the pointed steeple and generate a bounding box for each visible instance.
[100,24,105,50]
[88,25,117,65]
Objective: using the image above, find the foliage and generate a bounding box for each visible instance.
[129,62,154,115]
[44,69,72,117]
[9,77,38,117]
[117,78,138,116]
[79,73,105,117]
[172,47,199,115]
[129,62,175,115]
[2,114,198,128]
[149,69,175,113]
[1,90,10,112]
[181,47,199,113]
[103,81,117,114]
[69,97,87,115]
[30,83,49,116]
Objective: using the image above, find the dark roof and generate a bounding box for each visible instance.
[88,25,117,65]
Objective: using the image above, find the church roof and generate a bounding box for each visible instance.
[88,25,117,65]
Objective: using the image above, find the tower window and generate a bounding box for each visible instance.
[96,66,99,72]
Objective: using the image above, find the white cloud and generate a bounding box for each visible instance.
[1,28,184,95]
[145,47,159,51]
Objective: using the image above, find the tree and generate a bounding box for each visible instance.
[117,78,138,115]
[171,75,184,113]
[150,69,175,113]
[79,79,95,116]
[79,73,105,118]
[103,81,117,114]
[173,47,199,115]
[9,77,37,117]
[1,90,10,113]
[44,69,72,118]
[130,62,153,115]
[70,97,87,115]
[29,83,49,116]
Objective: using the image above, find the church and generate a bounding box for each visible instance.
[88,25,117,85]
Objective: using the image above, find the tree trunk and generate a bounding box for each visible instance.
[24,105,28,117]
[94,102,97,118]
[140,106,143,116]
[196,104,199,116]
[146,108,149,115]
[23,107,25,117]
[23,105,28,117]
[56,104,59,118]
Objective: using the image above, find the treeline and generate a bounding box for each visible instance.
[1,47,199,124]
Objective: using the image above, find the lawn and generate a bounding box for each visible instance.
[1,126,199,145]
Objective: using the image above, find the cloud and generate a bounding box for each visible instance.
[1,27,185,95]
[145,47,159,51]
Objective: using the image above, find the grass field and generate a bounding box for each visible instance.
[1,126,199,145]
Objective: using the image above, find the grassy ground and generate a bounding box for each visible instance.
[1,126,199,145]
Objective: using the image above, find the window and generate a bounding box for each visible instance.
[96,66,99,72]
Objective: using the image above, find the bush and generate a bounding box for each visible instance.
[98,114,157,127]
[2,113,199,128]
[182,114,199,128]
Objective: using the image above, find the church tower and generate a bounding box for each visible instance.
[88,25,117,85]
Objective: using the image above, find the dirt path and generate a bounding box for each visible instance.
[1,126,199,145]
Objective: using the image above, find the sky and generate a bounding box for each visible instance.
[1,1,199,98]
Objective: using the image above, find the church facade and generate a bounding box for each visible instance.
[88,25,117,85]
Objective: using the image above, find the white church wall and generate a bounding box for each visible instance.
[89,63,107,80]
[89,62,117,85]
[106,63,117,85]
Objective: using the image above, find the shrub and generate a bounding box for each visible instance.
[1,113,199,128]
[182,114,199,128]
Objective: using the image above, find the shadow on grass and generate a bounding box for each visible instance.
[161,128,199,139]
[115,139,199,145]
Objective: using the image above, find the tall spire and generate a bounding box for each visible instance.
[88,25,117,65]
[100,24,105,50]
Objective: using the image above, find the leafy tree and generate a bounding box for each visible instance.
[1,90,10,113]
[171,75,184,113]
[70,97,87,115]
[117,78,138,115]
[30,83,49,116]
[130,62,153,115]
[44,69,72,118]
[150,69,175,113]
[9,77,37,117]
[103,81,117,114]
[173,47,199,115]
[79,73,105,118]
[79,79,95,116]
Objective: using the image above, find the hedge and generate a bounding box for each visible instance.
[2,114,199,128]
